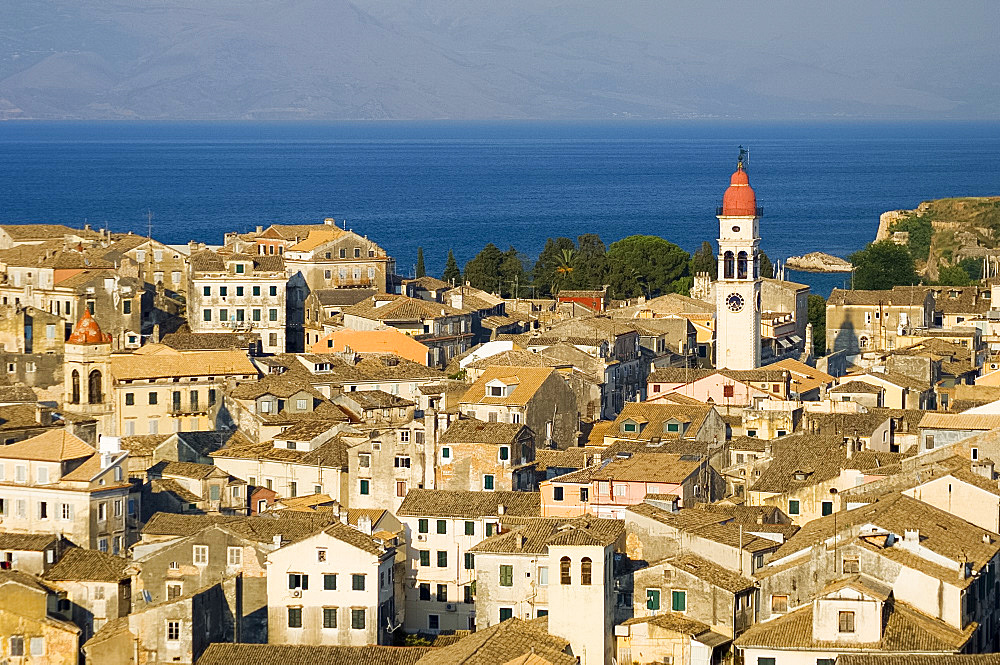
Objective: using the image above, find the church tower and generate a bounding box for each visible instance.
[715,149,762,369]
[63,310,114,434]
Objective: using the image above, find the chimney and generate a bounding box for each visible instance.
[325,218,336,226]
[358,515,373,535]
[451,292,464,310]
[497,504,506,516]
[904,529,919,543]
[35,404,53,426]
[272,534,283,548]
[592,453,602,466]
[517,534,526,549]
[255,226,263,234]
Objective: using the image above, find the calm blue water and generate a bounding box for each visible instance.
[1,121,998,297]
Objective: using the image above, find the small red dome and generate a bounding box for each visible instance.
[68,310,110,345]
[721,165,757,216]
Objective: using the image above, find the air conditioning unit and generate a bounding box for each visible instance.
[445,603,457,612]
[417,534,427,542]
[291,589,302,598]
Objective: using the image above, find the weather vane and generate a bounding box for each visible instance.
[738,145,748,168]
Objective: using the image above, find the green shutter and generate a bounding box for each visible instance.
[672,590,686,612]
[646,589,660,610]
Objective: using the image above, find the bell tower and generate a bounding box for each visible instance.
[63,309,114,434]
[715,148,762,369]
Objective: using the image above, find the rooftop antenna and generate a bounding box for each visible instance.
[146,209,153,240]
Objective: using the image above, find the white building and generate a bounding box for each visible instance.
[265,522,397,646]
[715,150,762,370]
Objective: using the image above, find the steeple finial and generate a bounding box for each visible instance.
[738,145,748,169]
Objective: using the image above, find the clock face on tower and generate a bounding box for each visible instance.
[726,293,745,312]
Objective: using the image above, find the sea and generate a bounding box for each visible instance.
[1,121,998,298]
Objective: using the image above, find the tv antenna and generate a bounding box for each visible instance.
[146,209,153,239]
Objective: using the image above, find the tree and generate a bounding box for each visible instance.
[532,237,576,296]
[849,240,919,290]
[605,235,691,299]
[760,251,774,279]
[569,233,609,289]
[807,294,827,356]
[463,243,505,292]
[935,264,972,286]
[415,247,426,278]
[552,249,576,294]
[442,250,461,285]
[690,241,715,278]
[499,246,528,297]
[959,257,983,281]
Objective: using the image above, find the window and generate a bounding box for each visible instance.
[227,547,242,566]
[321,573,337,590]
[269,308,278,321]
[788,499,800,516]
[483,474,495,490]
[167,582,182,599]
[288,573,308,590]
[842,557,860,574]
[359,453,371,468]
[757,659,776,665]
[666,422,679,433]
[418,518,429,533]
[269,285,278,297]
[581,557,592,585]
[723,384,735,398]
[623,422,637,433]
[437,584,447,602]
[219,286,228,297]
[464,521,475,537]
[437,551,448,567]
[429,614,440,631]
[149,392,158,405]
[822,501,833,516]
[288,607,302,628]
[323,607,338,628]
[553,486,564,501]
[360,479,370,495]
[465,553,475,570]
[236,286,244,297]
[420,550,430,566]
[352,574,365,591]
[646,589,660,610]
[537,566,549,586]
[671,590,686,611]
[399,429,410,443]
[203,286,211,296]
[125,392,135,406]
[464,585,475,603]
[61,503,72,520]
[167,620,181,640]
[289,482,297,497]
[419,583,431,600]
[771,594,788,613]
[500,565,514,587]
[437,519,447,534]
[395,456,411,468]
[98,502,107,521]
[38,466,49,484]
[560,556,571,585]
[499,607,513,622]
[442,447,451,460]
[123,300,132,314]
[351,608,366,629]
[839,610,855,633]
[580,487,589,502]
[193,545,208,565]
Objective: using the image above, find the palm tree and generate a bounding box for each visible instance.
[553,249,576,294]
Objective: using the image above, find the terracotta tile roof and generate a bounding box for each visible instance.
[803,408,924,439]
[828,287,933,307]
[342,390,415,410]
[119,434,171,456]
[0,533,59,551]
[0,384,38,403]
[767,358,834,394]
[750,437,903,495]
[460,366,558,407]
[314,288,380,306]
[0,403,47,431]
[43,547,129,582]
[111,346,257,380]
[830,380,884,394]
[0,223,101,240]
[0,429,95,461]
[609,402,715,441]
[734,597,973,653]
[773,494,1000,578]
[274,420,342,441]
[533,447,599,472]
[160,332,260,351]
[398,490,540,519]
[414,617,574,665]
[465,350,548,371]
[627,503,779,554]
[589,452,703,483]
[407,276,451,291]
[151,477,202,503]
[142,511,338,544]
[837,656,1000,665]
[197,644,434,665]
[177,430,254,456]
[210,435,350,469]
[317,521,387,556]
[0,568,58,594]
[229,374,325,400]
[344,294,466,322]
[620,611,714,636]
[469,516,623,554]
[150,460,224,480]
[439,419,529,446]
[919,412,1000,431]
[648,367,788,384]
[668,552,755,594]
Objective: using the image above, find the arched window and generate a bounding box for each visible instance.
[858,336,870,350]
[737,251,748,279]
[560,556,571,585]
[88,370,103,404]
[580,557,592,585]
[71,370,80,404]
[754,253,760,278]
[723,251,735,279]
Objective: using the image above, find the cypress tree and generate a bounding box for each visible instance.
[442,250,461,285]
[415,247,426,278]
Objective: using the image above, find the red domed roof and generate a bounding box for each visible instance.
[721,164,757,216]
[68,310,110,345]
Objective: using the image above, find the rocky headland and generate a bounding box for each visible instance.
[784,251,852,273]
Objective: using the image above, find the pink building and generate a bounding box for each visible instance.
[647,367,790,407]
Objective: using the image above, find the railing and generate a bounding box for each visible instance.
[716,206,764,216]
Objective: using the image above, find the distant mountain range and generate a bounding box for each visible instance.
[0,0,995,121]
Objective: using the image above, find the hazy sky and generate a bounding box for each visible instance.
[0,0,996,120]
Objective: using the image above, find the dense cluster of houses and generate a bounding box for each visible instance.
[1,213,1000,665]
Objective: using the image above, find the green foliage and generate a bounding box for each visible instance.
[807,294,827,356]
[690,241,715,278]
[533,237,576,296]
[959,257,983,281]
[442,250,461,285]
[404,634,432,647]
[934,264,973,286]
[415,247,426,278]
[463,243,504,292]
[889,214,933,261]
[760,251,774,279]
[605,235,691,299]
[499,246,529,297]
[569,233,609,290]
[849,240,919,290]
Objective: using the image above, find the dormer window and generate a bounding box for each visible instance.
[486,378,516,398]
[621,419,640,434]
[235,264,245,274]
[489,386,504,397]
[793,471,809,481]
